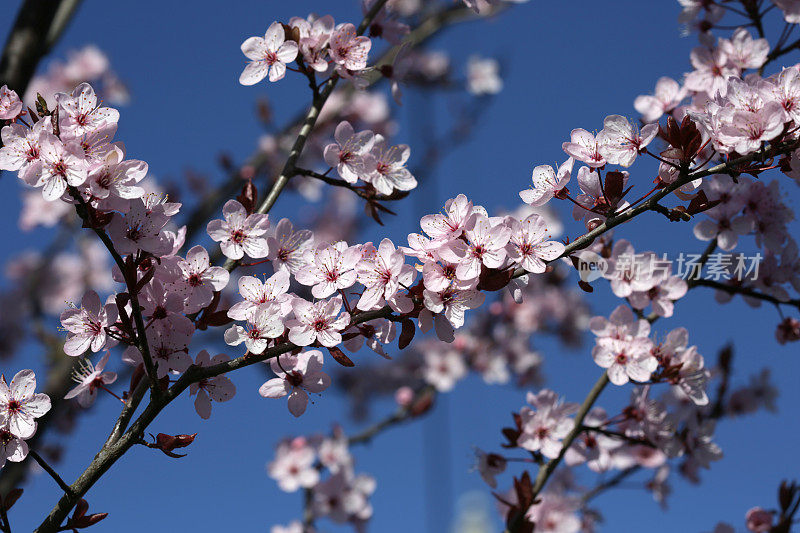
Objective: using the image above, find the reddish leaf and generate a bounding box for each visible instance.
[236,180,258,214]
[328,346,355,367]
[1,488,23,511]
[204,310,233,328]
[398,318,415,350]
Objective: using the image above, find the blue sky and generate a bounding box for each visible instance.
[2,1,800,532]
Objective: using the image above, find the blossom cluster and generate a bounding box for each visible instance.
[0,370,51,468]
[267,431,375,531]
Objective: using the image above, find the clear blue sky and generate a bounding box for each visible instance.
[2,1,799,532]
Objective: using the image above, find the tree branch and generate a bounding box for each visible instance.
[0,0,82,92]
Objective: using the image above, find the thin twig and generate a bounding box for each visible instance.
[28,450,73,496]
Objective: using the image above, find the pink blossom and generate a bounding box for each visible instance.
[591,306,656,386]
[36,131,88,201]
[323,121,375,184]
[419,194,485,243]
[60,290,118,357]
[684,47,738,97]
[239,22,299,85]
[518,389,578,459]
[629,274,688,318]
[173,245,230,313]
[268,438,319,492]
[562,129,606,168]
[693,206,753,251]
[506,214,565,273]
[472,448,506,488]
[597,115,658,167]
[745,507,773,532]
[55,82,119,139]
[259,350,331,417]
[224,302,286,354]
[295,241,362,299]
[189,350,235,419]
[719,28,769,70]
[0,426,29,469]
[0,121,46,183]
[311,470,376,523]
[519,158,574,207]
[290,14,334,72]
[329,23,371,72]
[286,296,350,347]
[123,327,192,378]
[422,349,467,392]
[422,285,485,329]
[525,492,581,533]
[355,238,415,312]
[227,270,292,321]
[634,77,685,123]
[107,197,173,256]
[466,55,502,95]
[64,352,117,408]
[266,217,314,274]
[439,215,511,280]
[207,200,270,260]
[364,134,416,195]
[774,0,800,23]
[0,85,22,120]
[0,370,51,439]
[86,145,147,204]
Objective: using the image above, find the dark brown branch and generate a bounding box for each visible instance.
[0,0,82,93]
[27,450,73,496]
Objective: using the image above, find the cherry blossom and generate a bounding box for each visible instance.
[684,47,738,98]
[562,129,606,168]
[85,145,148,206]
[355,238,415,312]
[634,77,685,123]
[0,426,29,469]
[422,284,485,331]
[419,193,485,243]
[227,270,292,321]
[597,115,658,167]
[268,437,320,492]
[323,121,375,184]
[64,352,117,408]
[239,22,299,85]
[466,55,502,95]
[0,85,22,120]
[290,14,335,72]
[0,121,46,183]
[296,241,362,298]
[189,350,235,419]
[519,158,574,207]
[0,370,51,439]
[107,197,173,256]
[60,290,118,357]
[329,23,371,72]
[224,302,286,354]
[517,389,579,459]
[422,348,467,392]
[438,215,511,280]
[207,199,270,260]
[36,131,88,201]
[286,296,351,347]
[173,245,230,313]
[266,217,314,274]
[54,82,120,139]
[312,470,376,524]
[259,350,331,417]
[506,213,565,274]
[363,134,416,195]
